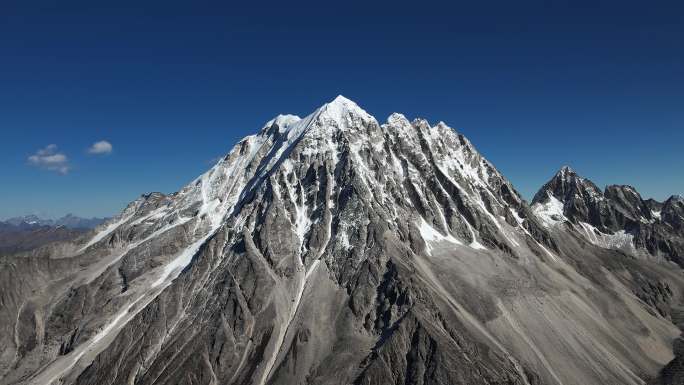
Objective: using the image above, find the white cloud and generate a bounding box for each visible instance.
[87,140,113,155]
[28,144,70,174]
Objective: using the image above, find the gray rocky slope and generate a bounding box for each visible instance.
[2,96,684,385]
[531,166,684,384]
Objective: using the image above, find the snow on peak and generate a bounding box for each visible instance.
[317,95,373,124]
[387,112,408,124]
[258,96,374,141]
[264,114,302,132]
[386,113,413,134]
[557,165,577,179]
[329,94,358,107]
[434,121,450,129]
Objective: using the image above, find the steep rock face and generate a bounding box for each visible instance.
[531,166,607,227]
[1,97,683,385]
[604,185,656,225]
[532,167,684,265]
[532,169,684,385]
[662,196,684,231]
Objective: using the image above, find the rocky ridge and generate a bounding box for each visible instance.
[532,166,684,265]
[1,96,683,385]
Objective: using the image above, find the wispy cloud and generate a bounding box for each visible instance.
[28,144,70,174]
[87,140,113,155]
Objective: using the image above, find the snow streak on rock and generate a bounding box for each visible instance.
[4,96,683,385]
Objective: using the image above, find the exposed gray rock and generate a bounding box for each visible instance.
[532,166,684,266]
[1,97,683,385]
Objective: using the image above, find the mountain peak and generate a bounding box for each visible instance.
[386,112,411,127]
[318,95,372,122]
[9,97,684,385]
[262,114,302,133]
[552,166,599,192]
[330,94,354,104]
[556,165,577,179]
[532,166,603,207]
[260,96,373,140]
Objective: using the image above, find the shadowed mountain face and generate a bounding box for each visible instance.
[532,166,684,266]
[1,97,684,385]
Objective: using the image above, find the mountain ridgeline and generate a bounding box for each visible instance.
[532,166,684,265]
[0,215,106,255]
[1,96,683,385]
[3,215,107,230]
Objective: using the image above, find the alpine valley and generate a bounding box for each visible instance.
[2,96,683,385]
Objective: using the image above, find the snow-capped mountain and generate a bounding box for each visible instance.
[2,96,684,385]
[532,166,684,264]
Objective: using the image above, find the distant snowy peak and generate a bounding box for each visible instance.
[531,166,609,235]
[532,166,679,230]
[4,214,44,227]
[532,165,603,207]
[532,166,684,262]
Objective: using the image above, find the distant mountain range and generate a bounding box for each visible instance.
[532,166,684,265]
[2,214,107,229]
[0,214,107,255]
[0,223,87,255]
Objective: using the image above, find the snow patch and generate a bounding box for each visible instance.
[418,218,463,255]
[652,210,662,221]
[78,213,134,253]
[577,222,635,252]
[532,193,566,227]
[511,208,525,225]
[264,114,302,133]
[294,204,311,242]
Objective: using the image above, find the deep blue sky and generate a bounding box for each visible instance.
[1,0,682,219]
